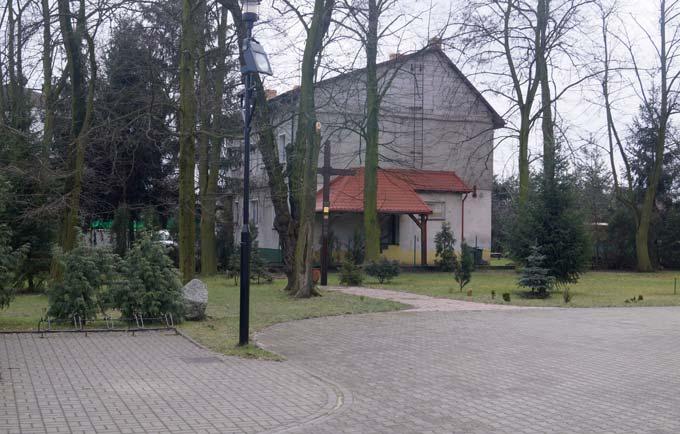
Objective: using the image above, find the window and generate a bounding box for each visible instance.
[380,215,400,248]
[227,147,242,171]
[250,199,259,225]
[426,201,445,220]
[278,134,287,164]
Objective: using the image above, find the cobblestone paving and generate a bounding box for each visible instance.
[3,307,680,434]
[0,331,341,434]
[258,308,680,434]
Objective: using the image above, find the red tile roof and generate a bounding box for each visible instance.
[381,169,473,193]
[315,168,472,214]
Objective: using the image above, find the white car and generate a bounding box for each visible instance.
[156,230,178,248]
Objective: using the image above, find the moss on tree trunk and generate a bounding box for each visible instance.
[363,0,380,263]
[178,0,198,283]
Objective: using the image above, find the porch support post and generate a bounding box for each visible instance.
[420,214,428,266]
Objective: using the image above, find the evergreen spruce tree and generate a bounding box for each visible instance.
[0,179,29,308]
[435,222,456,271]
[510,156,590,285]
[249,224,272,284]
[453,242,473,292]
[227,248,240,285]
[113,236,183,319]
[518,245,556,297]
[0,227,27,309]
[47,246,119,320]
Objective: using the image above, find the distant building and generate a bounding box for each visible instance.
[233,46,503,265]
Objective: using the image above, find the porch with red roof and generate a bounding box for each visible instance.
[315,168,472,266]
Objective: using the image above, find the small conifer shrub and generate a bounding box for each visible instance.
[518,245,556,298]
[365,257,400,284]
[339,258,363,286]
[112,236,183,319]
[435,222,456,271]
[453,242,474,292]
[47,247,119,320]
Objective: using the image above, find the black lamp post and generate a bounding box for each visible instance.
[239,0,272,347]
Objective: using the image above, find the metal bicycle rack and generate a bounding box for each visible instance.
[32,312,178,337]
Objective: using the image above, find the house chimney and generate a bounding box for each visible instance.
[265,89,278,100]
[389,52,402,61]
[429,37,442,49]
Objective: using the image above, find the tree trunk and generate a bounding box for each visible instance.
[201,6,228,275]
[291,126,321,297]
[178,0,198,283]
[599,3,650,272]
[41,0,55,157]
[52,0,94,278]
[518,113,530,205]
[499,0,540,207]
[288,0,335,298]
[7,0,17,125]
[363,0,380,262]
[634,0,670,272]
[635,212,653,272]
[0,57,5,125]
[198,2,217,275]
[537,0,555,185]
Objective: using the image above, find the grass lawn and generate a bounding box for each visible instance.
[352,270,680,308]
[489,257,515,267]
[0,276,405,360]
[4,270,680,357]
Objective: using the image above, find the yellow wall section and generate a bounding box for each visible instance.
[382,245,437,266]
[381,245,492,266]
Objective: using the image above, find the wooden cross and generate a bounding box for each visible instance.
[318,140,355,286]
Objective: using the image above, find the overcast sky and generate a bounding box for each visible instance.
[8,0,665,179]
[257,0,664,179]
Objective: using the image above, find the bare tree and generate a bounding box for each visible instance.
[285,0,336,297]
[598,0,680,271]
[52,0,98,278]
[333,0,414,261]
[452,0,593,204]
[41,0,57,157]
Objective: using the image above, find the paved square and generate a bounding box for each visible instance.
[258,308,680,433]
[0,331,339,434]
[2,307,680,433]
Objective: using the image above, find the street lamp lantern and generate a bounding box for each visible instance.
[243,39,273,75]
[238,0,272,347]
[242,0,261,18]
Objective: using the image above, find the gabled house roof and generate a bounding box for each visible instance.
[382,168,473,193]
[315,168,472,215]
[270,46,505,129]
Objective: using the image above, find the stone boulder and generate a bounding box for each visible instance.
[182,279,208,320]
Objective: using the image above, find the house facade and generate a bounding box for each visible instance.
[237,46,503,265]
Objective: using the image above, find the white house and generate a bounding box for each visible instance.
[238,45,503,265]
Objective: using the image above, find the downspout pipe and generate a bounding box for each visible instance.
[460,185,477,244]
[461,192,468,244]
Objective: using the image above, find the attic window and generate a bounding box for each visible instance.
[426,201,445,220]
